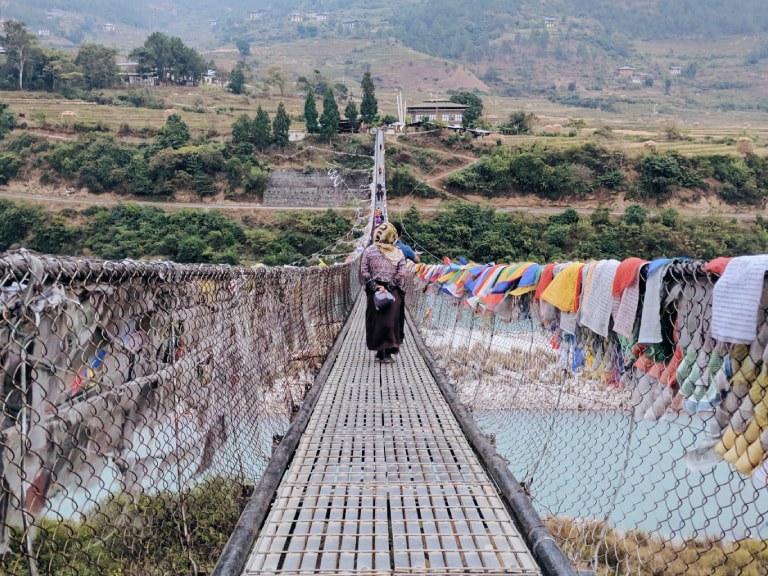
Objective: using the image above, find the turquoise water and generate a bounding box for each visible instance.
[474,410,768,542]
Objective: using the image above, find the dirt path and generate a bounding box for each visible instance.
[424,154,477,187]
[0,191,335,211]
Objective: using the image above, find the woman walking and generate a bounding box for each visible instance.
[361,222,406,363]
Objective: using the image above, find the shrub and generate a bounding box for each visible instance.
[638,154,687,199]
[597,170,625,190]
[387,167,438,198]
[8,133,38,153]
[0,153,22,184]
[243,167,270,198]
[224,157,245,190]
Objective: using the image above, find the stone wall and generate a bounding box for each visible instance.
[263,169,369,207]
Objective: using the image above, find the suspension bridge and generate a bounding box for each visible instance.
[0,130,766,576]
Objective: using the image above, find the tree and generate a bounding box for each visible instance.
[159,114,190,149]
[500,111,536,135]
[261,65,288,95]
[75,43,118,90]
[333,82,348,101]
[231,114,252,144]
[304,88,318,133]
[228,63,246,94]
[360,69,378,124]
[623,204,648,226]
[319,87,340,137]
[252,106,271,149]
[3,20,33,90]
[130,32,172,83]
[307,69,328,96]
[449,91,483,129]
[272,102,290,147]
[638,154,684,198]
[130,32,207,85]
[567,118,588,134]
[344,98,359,131]
[235,38,250,59]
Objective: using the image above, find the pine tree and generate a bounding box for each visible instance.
[344,98,359,131]
[272,102,291,147]
[231,113,252,144]
[228,67,246,94]
[360,70,378,124]
[304,88,318,133]
[252,106,271,149]
[319,87,340,137]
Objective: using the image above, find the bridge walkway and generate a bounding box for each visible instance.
[242,296,541,575]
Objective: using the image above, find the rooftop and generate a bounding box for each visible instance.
[407,102,469,110]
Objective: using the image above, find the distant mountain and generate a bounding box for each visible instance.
[7,0,768,108]
[11,0,768,53]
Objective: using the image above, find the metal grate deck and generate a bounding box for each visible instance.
[243,297,542,575]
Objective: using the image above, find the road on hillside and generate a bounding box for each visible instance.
[0,190,762,220]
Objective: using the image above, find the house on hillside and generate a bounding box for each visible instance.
[249,9,266,20]
[102,23,116,32]
[305,11,316,19]
[406,101,468,124]
[617,66,635,78]
[670,66,682,76]
[119,73,158,87]
[46,8,62,18]
[543,17,557,29]
[38,28,51,37]
[290,11,302,22]
[316,12,327,22]
[342,19,357,30]
[203,69,227,87]
[210,19,218,27]
[118,63,158,87]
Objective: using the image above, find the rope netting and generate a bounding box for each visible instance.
[405,259,768,576]
[0,249,360,576]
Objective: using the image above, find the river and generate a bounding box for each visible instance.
[474,409,768,542]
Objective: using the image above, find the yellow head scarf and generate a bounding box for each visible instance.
[373,222,404,266]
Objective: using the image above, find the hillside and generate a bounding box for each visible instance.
[12,0,768,117]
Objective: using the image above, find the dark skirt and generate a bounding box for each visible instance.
[365,289,404,352]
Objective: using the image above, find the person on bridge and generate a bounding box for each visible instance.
[392,222,420,264]
[361,222,406,364]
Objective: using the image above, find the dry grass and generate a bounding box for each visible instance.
[3,86,307,140]
[548,517,768,576]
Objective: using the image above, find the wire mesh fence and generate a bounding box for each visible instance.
[0,249,360,576]
[405,260,768,576]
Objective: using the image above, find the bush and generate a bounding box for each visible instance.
[0,153,22,184]
[638,153,696,199]
[597,170,625,190]
[0,199,43,250]
[224,157,245,190]
[387,167,438,198]
[243,167,270,198]
[8,133,38,153]
[117,89,165,109]
[0,101,16,140]
[73,120,110,133]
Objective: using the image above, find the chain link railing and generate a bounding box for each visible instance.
[0,249,360,576]
[405,260,768,576]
